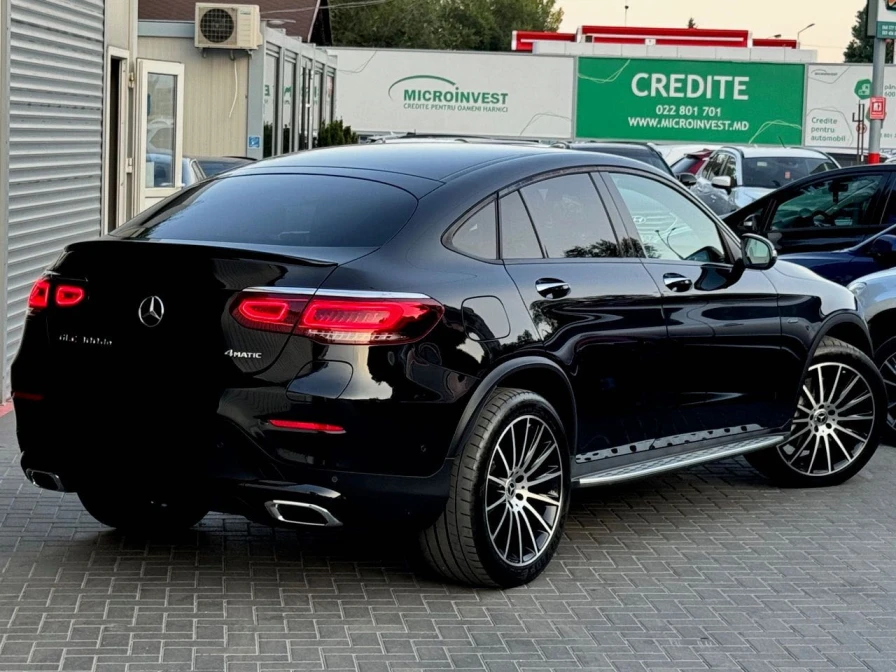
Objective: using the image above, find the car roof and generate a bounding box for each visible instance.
[234,142,651,183]
[719,146,831,159]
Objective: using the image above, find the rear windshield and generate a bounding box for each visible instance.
[197,159,246,177]
[742,157,837,189]
[112,174,418,247]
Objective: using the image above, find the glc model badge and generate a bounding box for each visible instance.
[138,296,165,327]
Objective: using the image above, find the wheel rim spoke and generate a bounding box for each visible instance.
[486,415,565,568]
[526,470,562,487]
[780,362,876,477]
[827,365,843,404]
[839,392,872,414]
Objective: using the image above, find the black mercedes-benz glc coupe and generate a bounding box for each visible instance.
[12,143,887,587]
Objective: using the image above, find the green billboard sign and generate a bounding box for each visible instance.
[575,57,806,145]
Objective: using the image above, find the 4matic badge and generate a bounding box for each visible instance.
[225,349,262,359]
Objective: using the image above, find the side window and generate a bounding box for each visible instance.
[609,172,728,264]
[451,201,497,260]
[500,192,543,259]
[770,175,885,231]
[702,154,722,179]
[520,174,620,258]
[721,155,737,180]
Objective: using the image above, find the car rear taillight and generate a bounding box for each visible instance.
[232,291,444,345]
[27,279,51,310]
[55,285,85,307]
[27,278,86,311]
[299,298,443,344]
[232,296,309,334]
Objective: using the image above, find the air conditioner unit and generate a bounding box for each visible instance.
[195,3,261,50]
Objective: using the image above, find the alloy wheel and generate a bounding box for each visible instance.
[778,362,876,476]
[485,415,564,567]
[878,354,896,431]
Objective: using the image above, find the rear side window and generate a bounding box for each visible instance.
[451,202,497,260]
[520,174,620,258]
[500,192,543,259]
[113,174,418,247]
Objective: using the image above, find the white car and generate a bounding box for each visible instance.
[691,147,839,216]
[849,266,896,439]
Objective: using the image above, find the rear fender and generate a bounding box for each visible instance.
[447,357,577,459]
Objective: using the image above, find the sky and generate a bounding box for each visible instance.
[557,0,865,64]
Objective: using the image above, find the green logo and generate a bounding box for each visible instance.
[856,79,873,100]
[388,75,509,111]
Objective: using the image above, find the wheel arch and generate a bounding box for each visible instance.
[448,357,577,459]
[867,307,896,355]
[815,312,873,359]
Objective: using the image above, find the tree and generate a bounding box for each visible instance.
[330,0,563,51]
[687,17,697,29]
[316,119,359,147]
[844,5,894,63]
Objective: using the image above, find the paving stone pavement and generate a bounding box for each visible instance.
[2,412,896,672]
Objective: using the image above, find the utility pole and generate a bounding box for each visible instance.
[870,38,886,164]
[868,0,893,164]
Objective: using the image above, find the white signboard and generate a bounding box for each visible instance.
[804,64,896,150]
[329,48,575,139]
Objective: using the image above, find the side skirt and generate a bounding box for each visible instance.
[574,433,788,487]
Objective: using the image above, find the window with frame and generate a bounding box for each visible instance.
[702,153,725,179]
[451,201,497,259]
[520,173,621,258]
[770,174,885,231]
[499,191,543,259]
[609,172,728,264]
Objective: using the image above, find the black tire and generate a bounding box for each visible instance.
[874,334,896,445]
[78,486,209,534]
[746,337,885,487]
[419,388,571,588]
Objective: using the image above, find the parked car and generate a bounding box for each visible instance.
[660,144,721,170]
[12,143,886,588]
[724,165,896,278]
[671,149,714,178]
[692,147,839,216]
[146,153,206,189]
[552,141,673,176]
[848,268,896,441]
[195,156,255,177]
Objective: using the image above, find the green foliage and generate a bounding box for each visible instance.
[687,17,697,29]
[316,119,360,147]
[330,0,563,51]
[844,5,894,63]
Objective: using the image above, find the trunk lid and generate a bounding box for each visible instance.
[43,239,368,393]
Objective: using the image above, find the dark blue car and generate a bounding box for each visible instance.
[724,164,896,284]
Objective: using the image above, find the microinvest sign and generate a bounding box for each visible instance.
[389,75,511,114]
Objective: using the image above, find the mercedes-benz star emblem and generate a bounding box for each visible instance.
[138,296,165,328]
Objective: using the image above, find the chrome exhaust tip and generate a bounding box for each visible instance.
[264,500,343,527]
[24,469,65,492]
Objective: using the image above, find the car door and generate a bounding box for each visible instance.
[498,171,667,477]
[761,171,889,254]
[601,169,792,437]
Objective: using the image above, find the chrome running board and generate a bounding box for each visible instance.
[575,433,788,487]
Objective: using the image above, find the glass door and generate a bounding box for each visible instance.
[135,59,185,213]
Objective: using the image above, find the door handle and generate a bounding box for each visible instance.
[663,273,693,292]
[535,278,570,299]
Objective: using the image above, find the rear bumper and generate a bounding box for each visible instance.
[15,398,456,529]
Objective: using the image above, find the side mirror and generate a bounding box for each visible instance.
[678,173,698,186]
[741,234,777,270]
[869,234,896,263]
[739,213,759,232]
[711,175,735,193]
